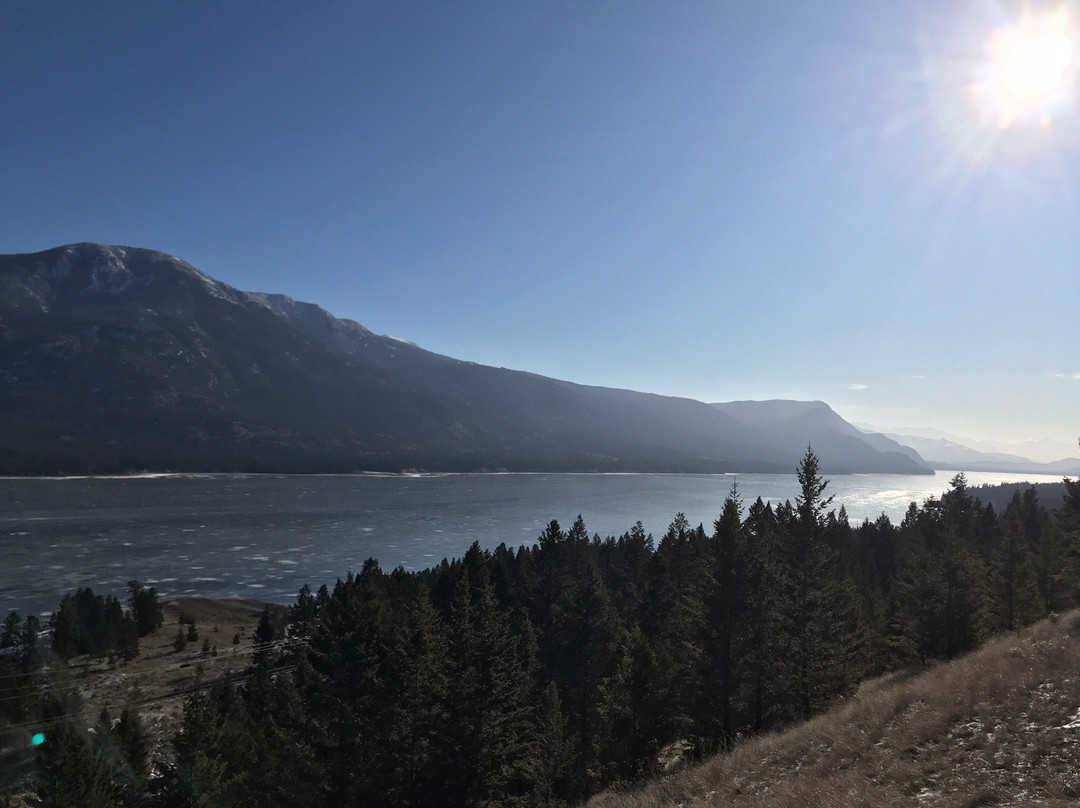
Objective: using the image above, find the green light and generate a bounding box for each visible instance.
[31,733,45,746]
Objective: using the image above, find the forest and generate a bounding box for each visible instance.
[3,449,1080,807]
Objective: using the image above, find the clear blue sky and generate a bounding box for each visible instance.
[2,1,1077,447]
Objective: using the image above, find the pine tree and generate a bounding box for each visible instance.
[542,556,619,797]
[891,534,946,664]
[51,595,80,660]
[642,513,708,741]
[894,502,991,662]
[597,624,663,782]
[775,447,859,719]
[114,707,150,782]
[738,496,784,732]
[443,543,542,807]
[302,561,395,804]
[1058,477,1080,605]
[531,681,569,807]
[118,615,139,662]
[30,719,119,808]
[127,581,164,637]
[701,484,744,750]
[993,492,1042,631]
[386,584,450,808]
[0,611,20,649]
[252,606,277,668]
[288,583,319,639]
[165,679,250,806]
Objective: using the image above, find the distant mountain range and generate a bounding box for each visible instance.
[854,425,1080,476]
[0,243,933,475]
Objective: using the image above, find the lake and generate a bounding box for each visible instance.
[0,470,1065,616]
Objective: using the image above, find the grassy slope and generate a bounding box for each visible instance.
[589,613,1080,808]
[69,598,273,749]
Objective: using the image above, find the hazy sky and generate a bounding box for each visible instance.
[2,1,1077,446]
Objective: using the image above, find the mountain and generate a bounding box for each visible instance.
[710,399,931,475]
[0,244,931,475]
[856,426,1080,476]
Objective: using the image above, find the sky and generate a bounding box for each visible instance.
[2,1,1077,450]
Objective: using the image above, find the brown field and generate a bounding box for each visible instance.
[65,598,277,750]
[588,612,1080,808]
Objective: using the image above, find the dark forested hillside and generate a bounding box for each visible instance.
[0,244,930,475]
[4,455,1078,806]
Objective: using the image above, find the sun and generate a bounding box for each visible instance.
[985,7,1078,126]
[999,30,1073,99]
[914,4,1080,167]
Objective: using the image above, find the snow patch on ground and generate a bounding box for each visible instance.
[1061,707,1080,730]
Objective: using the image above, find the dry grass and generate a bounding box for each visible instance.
[67,598,272,749]
[588,612,1080,808]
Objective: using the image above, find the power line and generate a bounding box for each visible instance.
[0,636,310,705]
[0,663,298,736]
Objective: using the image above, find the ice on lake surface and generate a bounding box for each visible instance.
[0,470,1062,615]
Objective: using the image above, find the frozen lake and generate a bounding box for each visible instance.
[0,469,1063,615]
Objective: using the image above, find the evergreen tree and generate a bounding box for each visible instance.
[114,707,150,783]
[288,583,319,639]
[240,659,320,807]
[0,611,20,649]
[302,561,395,804]
[443,543,542,807]
[386,584,450,808]
[891,534,947,664]
[165,679,251,806]
[51,596,80,660]
[893,491,992,662]
[1058,477,1080,605]
[642,513,708,741]
[699,484,747,750]
[531,681,569,807]
[30,719,119,808]
[252,606,277,668]
[776,447,859,718]
[993,492,1042,631]
[736,496,785,732]
[534,523,620,799]
[117,615,139,662]
[127,581,164,637]
[597,624,663,782]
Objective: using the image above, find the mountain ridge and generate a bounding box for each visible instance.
[0,244,931,476]
[854,425,1080,476]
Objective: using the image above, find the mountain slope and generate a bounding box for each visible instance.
[854,424,1080,472]
[0,244,930,475]
[711,400,930,476]
[589,612,1080,808]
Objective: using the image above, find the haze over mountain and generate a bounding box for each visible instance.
[854,424,1080,475]
[0,244,930,476]
[709,399,929,473]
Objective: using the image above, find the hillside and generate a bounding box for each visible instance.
[0,244,930,475]
[588,612,1080,808]
[711,400,928,475]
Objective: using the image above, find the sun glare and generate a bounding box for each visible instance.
[985,7,1078,127]
[1000,30,1073,99]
